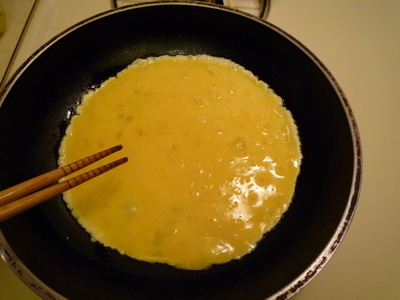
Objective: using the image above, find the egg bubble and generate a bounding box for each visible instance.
[227,133,248,155]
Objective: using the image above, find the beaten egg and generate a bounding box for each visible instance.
[58,55,302,270]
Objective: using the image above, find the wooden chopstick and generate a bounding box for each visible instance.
[0,145,128,222]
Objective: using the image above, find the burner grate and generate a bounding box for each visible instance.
[112,0,270,20]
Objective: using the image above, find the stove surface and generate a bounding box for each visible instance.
[1,1,400,300]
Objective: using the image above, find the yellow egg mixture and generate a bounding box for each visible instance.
[58,55,302,270]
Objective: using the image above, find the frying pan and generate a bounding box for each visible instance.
[0,2,361,300]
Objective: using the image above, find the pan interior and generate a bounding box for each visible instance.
[0,3,359,300]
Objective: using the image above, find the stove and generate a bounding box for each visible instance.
[1,1,400,300]
[0,0,269,86]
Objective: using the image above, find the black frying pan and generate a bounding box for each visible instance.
[0,2,361,300]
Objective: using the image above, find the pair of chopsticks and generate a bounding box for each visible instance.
[0,145,128,222]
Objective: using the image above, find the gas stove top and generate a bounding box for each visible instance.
[1,1,400,300]
[0,0,269,86]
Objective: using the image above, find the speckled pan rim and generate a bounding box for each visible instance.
[0,2,362,299]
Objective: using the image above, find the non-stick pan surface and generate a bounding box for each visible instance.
[0,2,361,300]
